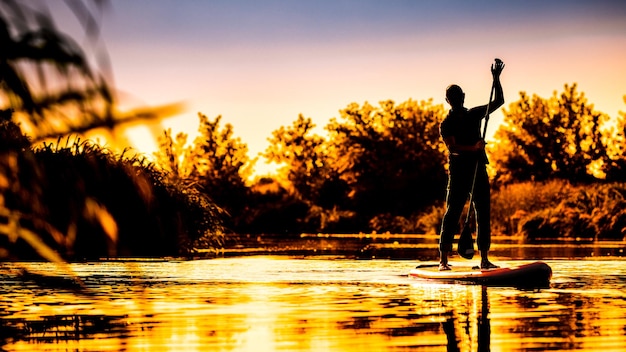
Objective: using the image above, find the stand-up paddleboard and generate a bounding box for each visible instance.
[409,261,552,287]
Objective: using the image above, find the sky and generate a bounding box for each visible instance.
[54,0,626,174]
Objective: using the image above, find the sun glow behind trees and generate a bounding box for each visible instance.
[70,0,626,178]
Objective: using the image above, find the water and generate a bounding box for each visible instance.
[1,256,626,351]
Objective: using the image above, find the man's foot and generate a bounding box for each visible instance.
[439,262,452,271]
[480,260,499,269]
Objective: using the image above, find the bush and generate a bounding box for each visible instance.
[368,213,413,234]
[491,180,626,241]
[490,180,573,235]
[0,138,224,260]
[415,203,445,235]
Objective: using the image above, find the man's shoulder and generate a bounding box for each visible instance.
[441,108,466,125]
[447,108,468,117]
[467,105,486,117]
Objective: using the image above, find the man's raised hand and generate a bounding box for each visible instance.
[492,58,504,78]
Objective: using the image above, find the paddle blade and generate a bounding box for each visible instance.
[457,224,475,259]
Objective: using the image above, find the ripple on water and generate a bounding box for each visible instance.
[1,257,626,351]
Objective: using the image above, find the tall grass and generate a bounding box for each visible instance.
[491,180,626,241]
[1,136,224,260]
[410,180,626,242]
[490,180,573,236]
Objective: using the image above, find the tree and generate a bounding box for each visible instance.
[489,84,609,184]
[0,109,30,151]
[191,114,252,215]
[326,99,448,224]
[264,114,350,232]
[154,128,194,179]
[602,95,626,181]
[238,176,310,236]
[156,113,252,230]
[265,115,336,203]
[265,99,449,233]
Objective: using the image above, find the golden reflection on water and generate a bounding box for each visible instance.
[1,257,626,351]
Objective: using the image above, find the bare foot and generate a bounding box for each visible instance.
[439,262,452,271]
[480,260,499,269]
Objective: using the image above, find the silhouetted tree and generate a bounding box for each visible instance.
[489,84,609,184]
[602,95,626,181]
[266,115,328,199]
[264,114,352,232]
[238,177,310,235]
[265,99,448,233]
[326,99,447,225]
[156,113,251,231]
[154,128,194,179]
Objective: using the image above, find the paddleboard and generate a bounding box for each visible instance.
[409,261,552,287]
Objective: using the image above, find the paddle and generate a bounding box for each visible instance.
[457,61,499,259]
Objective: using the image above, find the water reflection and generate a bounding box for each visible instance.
[435,286,491,352]
[1,257,626,351]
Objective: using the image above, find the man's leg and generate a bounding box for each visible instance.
[439,200,461,258]
[473,166,497,269]
[439,169,471,270]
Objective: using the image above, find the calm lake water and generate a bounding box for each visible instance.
[1,248,626,351]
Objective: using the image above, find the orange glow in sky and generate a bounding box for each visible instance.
[52,1,626,175]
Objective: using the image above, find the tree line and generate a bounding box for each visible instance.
[156,85,626,241]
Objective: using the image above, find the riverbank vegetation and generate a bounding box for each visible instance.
[1,1,625,260]
[0,1,222,260]
[156,87,625,243]
[0,134,224,260]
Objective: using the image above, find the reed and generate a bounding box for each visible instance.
[0,136,224,260]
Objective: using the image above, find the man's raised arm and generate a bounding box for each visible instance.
[489,59,505,113]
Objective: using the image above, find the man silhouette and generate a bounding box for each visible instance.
[438,59,505,271]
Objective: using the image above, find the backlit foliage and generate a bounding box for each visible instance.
[152,89,626,239]
[265,114,331,204]
[1,135,223,260]
[489,84,610,184]
[264,114,347,232]
[154,128,194,179]
[602,95,626,180]
[264,99,448,233]
[490,181,626,241]
[327,99,447,217]
[155,113,251,230]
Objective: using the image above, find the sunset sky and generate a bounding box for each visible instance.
[55,0,626,174]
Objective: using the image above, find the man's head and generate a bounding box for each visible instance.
[445,85,465,109]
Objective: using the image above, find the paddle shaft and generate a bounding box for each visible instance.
[464,80,496,225]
